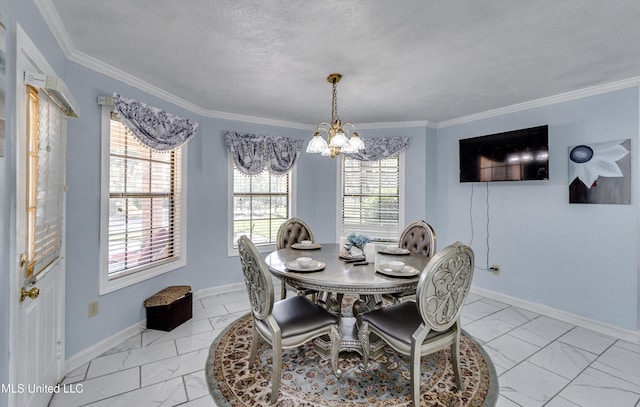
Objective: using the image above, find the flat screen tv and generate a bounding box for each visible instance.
[459,125,549,182]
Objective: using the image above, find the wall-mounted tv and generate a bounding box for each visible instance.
[459,125,549,182]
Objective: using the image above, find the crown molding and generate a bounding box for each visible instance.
[34,0,75,57]
[438,77,640,128]
[356,120,433,130]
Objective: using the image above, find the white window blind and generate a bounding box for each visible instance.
[232,165,290,248]
[341,155,401,241]
[107,113,182,277]
[26,87,66,278]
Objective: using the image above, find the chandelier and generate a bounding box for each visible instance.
[306,73,365,158]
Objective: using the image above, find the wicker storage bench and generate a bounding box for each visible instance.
[144,285,192,331]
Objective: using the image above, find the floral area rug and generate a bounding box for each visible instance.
[205,313,498,407]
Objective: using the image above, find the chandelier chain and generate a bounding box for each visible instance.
[331,80,338,122]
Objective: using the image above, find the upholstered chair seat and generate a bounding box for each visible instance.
[254,295,339,343]
[359,301,450,346]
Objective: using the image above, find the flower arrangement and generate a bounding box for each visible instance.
[347,233,371,250]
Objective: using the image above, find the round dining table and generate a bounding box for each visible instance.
[265,243,431,357]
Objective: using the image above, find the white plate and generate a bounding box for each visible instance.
[377,246,410,255]
[376,263,419,278]
[284,260,326,272]
[291,242,322,250]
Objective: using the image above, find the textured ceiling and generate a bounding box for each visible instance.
[51,0,640,125]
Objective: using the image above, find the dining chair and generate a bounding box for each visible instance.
[359,241,474,407]
[276,217,317,300]
[385,220,437,303]
[237,235,342,405]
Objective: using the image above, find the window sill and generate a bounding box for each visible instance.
[99,257,186,295]
[227,243,276,257]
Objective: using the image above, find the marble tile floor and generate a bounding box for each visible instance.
[50,289,640,407]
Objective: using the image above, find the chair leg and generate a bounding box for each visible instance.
[450,339,463,390]
[329,325,343,378]
[358,322,370,372]
[270,342,282,405]
[249,324,259,368]
[280,280,287,300]
[410,344,422,407]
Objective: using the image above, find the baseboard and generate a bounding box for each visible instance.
[65,320,145,373]
[471,286,640,344]
[193,282,246,301]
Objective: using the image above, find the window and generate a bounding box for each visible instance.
[100,106,186,294]
[228,160,293,255]
[25,86,66,280]
[339,153,403,241]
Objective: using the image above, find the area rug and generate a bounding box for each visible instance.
[205,313,498,407]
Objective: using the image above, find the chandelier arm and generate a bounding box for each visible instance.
[342,123,356,137]
[314,126,329,137]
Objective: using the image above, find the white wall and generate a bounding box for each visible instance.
[436,87,639,331]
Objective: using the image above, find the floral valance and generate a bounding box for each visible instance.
[113,93,199,151]
[226,131,303,176]
[343,136,409,161]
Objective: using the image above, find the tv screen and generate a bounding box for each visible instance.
[459,125,549,182]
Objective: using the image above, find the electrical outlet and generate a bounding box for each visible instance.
[490,265,500,275]
[88,300,99,317]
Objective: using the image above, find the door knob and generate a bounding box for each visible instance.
[20,287,40,302]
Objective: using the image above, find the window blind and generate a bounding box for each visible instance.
[108,114,181,276]
[26,87,66,278]
[341,155,400,241]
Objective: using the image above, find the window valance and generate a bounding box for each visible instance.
[226,131,303,176]
[343,136,409,161]
[113,93,199,151]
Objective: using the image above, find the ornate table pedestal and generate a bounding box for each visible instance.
[315,294,387,359]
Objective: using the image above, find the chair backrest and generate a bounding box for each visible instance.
[415,241,474,332]
[237,235,275,321]
[399,220,436,257]
[276,217,315,249]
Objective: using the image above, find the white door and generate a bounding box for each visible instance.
[10,26,66,407]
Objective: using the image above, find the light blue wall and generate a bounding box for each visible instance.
[437,88,639,331]
[0,12,13,407]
